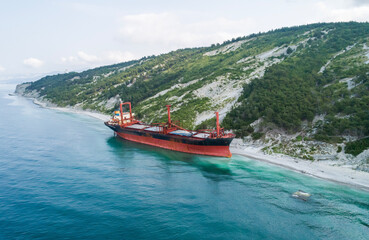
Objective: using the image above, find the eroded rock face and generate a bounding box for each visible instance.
[14,83,31,95]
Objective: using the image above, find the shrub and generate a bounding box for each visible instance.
[337,146,342,153]
[345,137,369,156]
[251,132,264,140]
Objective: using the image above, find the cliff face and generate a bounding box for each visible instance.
[17,22,369,164]
[15,83,31,96]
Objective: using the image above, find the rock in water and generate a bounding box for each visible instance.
[292,190,311,201]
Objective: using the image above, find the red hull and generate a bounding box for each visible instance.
[117,132,232,158]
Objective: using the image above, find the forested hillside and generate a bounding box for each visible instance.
[17,22,369,157]
[223,22,369,140]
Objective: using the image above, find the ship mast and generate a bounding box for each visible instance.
[119,102,133,125]
[215,112,220,137]
[166,105,172,128]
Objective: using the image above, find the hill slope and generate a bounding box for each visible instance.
[16,22,369,166]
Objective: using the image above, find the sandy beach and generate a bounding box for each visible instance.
[231,146,369,191]
[33,99,111,122]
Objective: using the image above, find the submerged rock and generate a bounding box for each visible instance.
[292,190,311,201]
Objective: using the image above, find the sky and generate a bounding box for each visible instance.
[1,0,369,82]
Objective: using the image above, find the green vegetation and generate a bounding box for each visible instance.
[295,135,303,141]
[196,117,216,130]
[345,137,369,156]
[337,146,342,153]
[223,22,369,143]
[20,22,369,144]
[251,132,264,140]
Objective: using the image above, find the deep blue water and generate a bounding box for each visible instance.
[0,83,368,239]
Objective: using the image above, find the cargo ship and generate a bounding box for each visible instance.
[104,102,235,157]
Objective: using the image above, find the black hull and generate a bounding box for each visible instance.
[105,122,234,146]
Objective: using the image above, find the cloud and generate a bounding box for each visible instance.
[77,51,99,62]
[61,50,135,65]
[0,65,5,72]
[118,13,254,49]
[23,57,44,68]
[350,0,369,7]
[104,51,135,62]
[61,56,78,63]
[316,1,369,22]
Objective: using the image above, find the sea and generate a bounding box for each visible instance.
[0,83,368,239]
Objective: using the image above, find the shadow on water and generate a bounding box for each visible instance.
[106,136,233,180]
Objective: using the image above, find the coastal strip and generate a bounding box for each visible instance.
[14,90,369,192]
[33,99,110,122]
[231,147,369,191]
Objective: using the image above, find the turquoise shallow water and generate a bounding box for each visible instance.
[0,84,368,239]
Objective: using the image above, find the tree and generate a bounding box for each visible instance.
[286,47,293,55]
